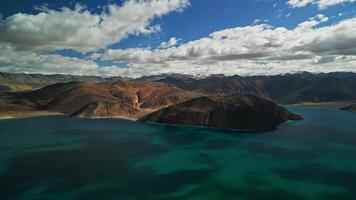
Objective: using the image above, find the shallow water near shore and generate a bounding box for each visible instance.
[0,106,355,200]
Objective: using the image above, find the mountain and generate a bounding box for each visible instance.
[2,71,356,105]
[3,72,356,104]
[155,72,356,104]
[0,72,118,91]
[141,95,303,132]
[136,73,196,81]
[0,73,304,131]
[0,85,11,92]
[256,74,356,103]
[1,80,201,118]
[156,75,270,98]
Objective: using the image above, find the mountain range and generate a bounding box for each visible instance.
[3,71,356,104]
[1,71,356,131]
[0,72,118,91]
[152,72,356,104]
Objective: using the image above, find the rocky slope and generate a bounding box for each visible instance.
[141,95,303,131]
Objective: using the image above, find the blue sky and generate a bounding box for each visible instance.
[0,0,355,77]
[1,0,351,48]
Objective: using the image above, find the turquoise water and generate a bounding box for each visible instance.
[0,106,356,200]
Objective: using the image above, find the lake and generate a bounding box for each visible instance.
[0,106,355,200]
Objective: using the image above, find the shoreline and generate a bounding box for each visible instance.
[2,102,354,121]
[0,111,140,121]
[85,116,138,121]
[0,111,65,120]
[290,101,356,110]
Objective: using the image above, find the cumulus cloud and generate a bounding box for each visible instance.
[95,15,356,77]
[287,0,314,8]
[288,0,356,9]
[0,0,189,53]
[159,37,180,48]
[102,56,356,78]
[0,0,190,76]
[0,0,355,78]
[0,43,126,76]
[99,14,338,63]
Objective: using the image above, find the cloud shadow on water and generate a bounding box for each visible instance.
[0,136,208,199]
[271,163,356,197]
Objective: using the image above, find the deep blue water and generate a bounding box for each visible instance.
[0,106,355,200]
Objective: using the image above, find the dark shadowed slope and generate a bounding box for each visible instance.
[141,95,303,132]
[154,73,356,104]
[342,104,356,112]
[156,75,270,98]
[0,85,11,92]
[256,75,356,104]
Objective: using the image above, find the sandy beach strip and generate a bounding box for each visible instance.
[0,111,64,120]
[291,101,356,109]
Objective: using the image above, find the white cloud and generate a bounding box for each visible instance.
[0,0,190,76]
[100,14,333,63]
[0,43,126,76]
[95,16,356,77]
[253,19,261,24]
[253,19,269,24]
[0,0,189,53]
[288,0,356,9]
[159,37,180,48]
[101,56,356,78]
[297,14,328,29]
[287,0,314,8]
[317,0,356,8]
[0,0,355,78]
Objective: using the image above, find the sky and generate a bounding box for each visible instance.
[0,0,355,77]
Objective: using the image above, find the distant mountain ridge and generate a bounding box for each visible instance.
[151,72,356,104]
[136,73,196,81]
[0,72,120,91]
[2,71,356,104]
